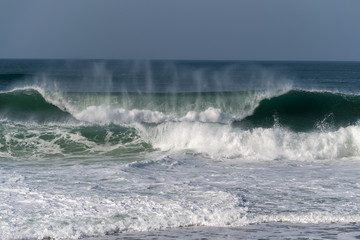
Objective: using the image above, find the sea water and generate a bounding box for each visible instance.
[0,60,360,239]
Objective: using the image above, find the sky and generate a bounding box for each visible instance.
[0,0,359,61]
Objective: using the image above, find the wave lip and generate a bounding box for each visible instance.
[0,84,292,126]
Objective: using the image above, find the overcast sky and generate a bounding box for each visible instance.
[0,0,359,61]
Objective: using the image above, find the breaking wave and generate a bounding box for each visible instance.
[1,87,360,160]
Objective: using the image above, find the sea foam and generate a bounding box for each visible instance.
[147,122,360,160]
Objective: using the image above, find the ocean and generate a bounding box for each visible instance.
[0,60,360,239]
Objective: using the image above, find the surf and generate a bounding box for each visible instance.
[2,85,360,160]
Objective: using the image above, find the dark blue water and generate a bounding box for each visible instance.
[1,60,359,92]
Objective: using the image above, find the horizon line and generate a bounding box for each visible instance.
[0,57,359,63]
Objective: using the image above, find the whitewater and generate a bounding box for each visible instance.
[1,60,360,239]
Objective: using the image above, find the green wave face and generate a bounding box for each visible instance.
[0,89,73,123]
[237,90,360,131]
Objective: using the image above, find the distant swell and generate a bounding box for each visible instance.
[0,73,31,80]
[236,90,360,131]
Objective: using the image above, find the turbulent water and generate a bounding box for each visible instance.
[1,60,360,239]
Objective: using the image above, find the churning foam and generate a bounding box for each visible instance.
[3,162,357,240]
[74,105,235,125]
[0,175,247,239]
[180,107,233,124]
[74,105,169,125]
[147,122,360,160]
